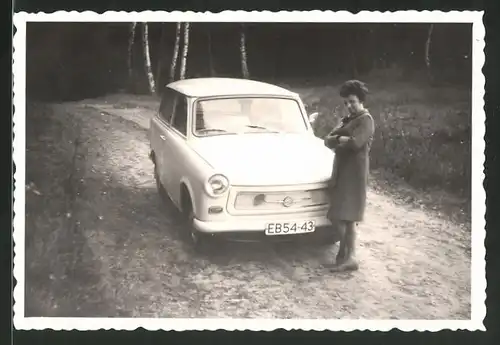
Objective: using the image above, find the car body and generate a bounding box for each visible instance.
[148,77,337,248]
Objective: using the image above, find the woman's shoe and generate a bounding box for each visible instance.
[329,258,359,272]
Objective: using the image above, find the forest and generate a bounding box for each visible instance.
[21,20,476,322]
[26,22,472,101]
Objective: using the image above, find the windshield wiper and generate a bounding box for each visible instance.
[198,128,228,133]
[245,125,279,133]
[197,128,236,136]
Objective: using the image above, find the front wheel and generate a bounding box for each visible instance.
[154,162,169,202]
[182,204,215,254]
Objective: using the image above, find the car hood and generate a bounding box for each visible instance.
[190,133,334,186]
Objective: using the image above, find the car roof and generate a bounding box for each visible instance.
[166,77,298,98]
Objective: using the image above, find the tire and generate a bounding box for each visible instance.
[181,200,214,254]
[154,162,168,201]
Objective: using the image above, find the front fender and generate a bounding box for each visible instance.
[180,166,233,221]
[179,177,198,215]
[178,143,216,217]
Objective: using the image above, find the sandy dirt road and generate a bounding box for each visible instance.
[28,95,471,319]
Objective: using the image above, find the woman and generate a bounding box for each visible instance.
[324,80,375,272]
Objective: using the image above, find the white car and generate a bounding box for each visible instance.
[149,77,338,250]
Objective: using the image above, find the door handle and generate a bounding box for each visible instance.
[160,135,166,141]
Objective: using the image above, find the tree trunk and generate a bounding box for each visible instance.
[207,28,215,76]
[169,22,181,83]
[240,24,250,79]
[425,23,434,82]
[127,22,137,82]
[155,24,166,93]
[142,22,156,94]
[179,22,190,80]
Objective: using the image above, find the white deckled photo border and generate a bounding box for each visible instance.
[12,10,486,332]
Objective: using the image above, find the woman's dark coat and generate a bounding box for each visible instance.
[324,110,375,222]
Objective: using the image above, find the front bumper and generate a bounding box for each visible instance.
[192,212,332,233]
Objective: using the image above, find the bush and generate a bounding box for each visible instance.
[294,80,471,198]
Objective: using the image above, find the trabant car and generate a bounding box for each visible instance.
[149,77,337,250]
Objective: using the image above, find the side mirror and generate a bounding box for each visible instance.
[308,112,319,124]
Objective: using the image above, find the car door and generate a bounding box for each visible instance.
[151,87,176,200]
[164,93,190,205]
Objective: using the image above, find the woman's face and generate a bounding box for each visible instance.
[343,94,364,115]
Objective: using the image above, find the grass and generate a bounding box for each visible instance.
[281,79,471,219]
[24,102,114,316]
[24,102,79,315]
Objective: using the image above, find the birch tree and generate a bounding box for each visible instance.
[425,23,434,81]
[179,22,190,80]
[169,22,182,82]
[240,24,250,79]
[142,22,156,94]
[127,22,137,81]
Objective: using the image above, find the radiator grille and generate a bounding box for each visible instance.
[234,189,328,211]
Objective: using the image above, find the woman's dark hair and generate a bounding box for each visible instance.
[339,80,369,103]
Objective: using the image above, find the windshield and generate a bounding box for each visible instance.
[192,97,308,137]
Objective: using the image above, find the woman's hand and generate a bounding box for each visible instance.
[338,114,375,151]
[337,136,351,144]
[324,134,338,149]
[332,135,354,151]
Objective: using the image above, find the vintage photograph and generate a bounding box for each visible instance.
[13,11,485,331]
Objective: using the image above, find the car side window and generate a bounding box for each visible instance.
[159,87,176,123]
[171,95,188,136]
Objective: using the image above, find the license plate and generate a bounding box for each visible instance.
[265,220,316,236]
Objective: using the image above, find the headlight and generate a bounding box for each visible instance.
[204,174,230,197]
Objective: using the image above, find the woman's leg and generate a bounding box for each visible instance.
[345,221,357,260]
[335,220,347,264]
[330,221,359,272]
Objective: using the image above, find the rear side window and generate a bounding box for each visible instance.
[171,95,188,135]
[159,87,176,123]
